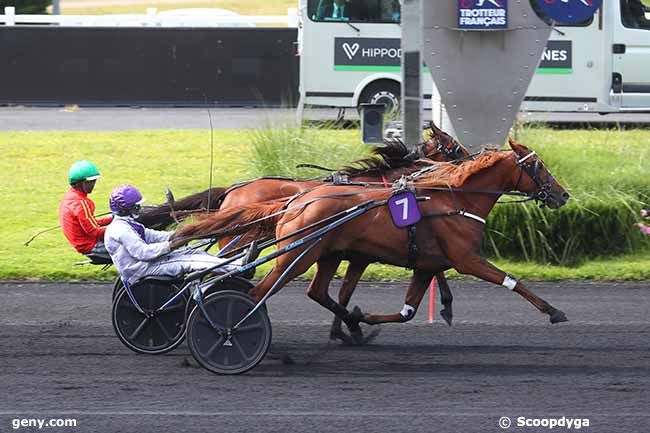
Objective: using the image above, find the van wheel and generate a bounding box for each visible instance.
[359,81,400,116]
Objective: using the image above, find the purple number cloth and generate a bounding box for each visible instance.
[387,191,421,228]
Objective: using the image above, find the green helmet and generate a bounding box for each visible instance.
[68,160,101,185]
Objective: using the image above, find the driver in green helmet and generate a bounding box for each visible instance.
[59,160,113,260]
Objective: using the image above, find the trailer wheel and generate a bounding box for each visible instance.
[359,80,400,116]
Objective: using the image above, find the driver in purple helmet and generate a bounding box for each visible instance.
[104,184,257,286]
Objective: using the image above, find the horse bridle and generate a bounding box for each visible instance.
[437,138,465,161]
[514,150,555,204]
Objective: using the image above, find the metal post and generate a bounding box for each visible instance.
[53,0,60,15]
[400,0,422,150]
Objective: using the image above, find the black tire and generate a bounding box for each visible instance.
[359,80,401,116]
[111,280,187,355]
[111,277,124,302]
[186,290,271,375]
[184,276,254,322]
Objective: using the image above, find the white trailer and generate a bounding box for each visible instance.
[297,0,650,113]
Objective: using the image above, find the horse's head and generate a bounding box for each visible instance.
[423,122,471,162]
[508,138,569,209]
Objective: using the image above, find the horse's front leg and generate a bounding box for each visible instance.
[450,253,567,324]
[354,269,435,325]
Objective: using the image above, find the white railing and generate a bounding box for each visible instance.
[0,6,299,27]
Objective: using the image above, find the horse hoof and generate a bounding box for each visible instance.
[549,308,568,324]
[330,328,355,345]
[440,308,453,327]
[363,327,381,344]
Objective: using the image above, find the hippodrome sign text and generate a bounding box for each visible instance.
[458,0,508,29]
[334,38,403,71]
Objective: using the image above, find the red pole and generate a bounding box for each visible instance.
[428,278,436,323]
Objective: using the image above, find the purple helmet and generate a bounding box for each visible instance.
[109,184,145,213]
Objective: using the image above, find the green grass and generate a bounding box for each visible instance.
[0,126,648,281]
[59,0,295,16]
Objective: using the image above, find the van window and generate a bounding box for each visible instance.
[308,0,401,23]
[620,0,650,29]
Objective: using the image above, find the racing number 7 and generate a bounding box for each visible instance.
[395,197,409,221]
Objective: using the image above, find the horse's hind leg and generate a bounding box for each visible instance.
[248,243,321,302]
[355,269,435,325]
[435,272,454,326]
[307,256,371,345]
[329,258,370,340]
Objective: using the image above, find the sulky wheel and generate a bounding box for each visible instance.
[111,279,187,355]
[186,290,271,375]
[184,276,254,322]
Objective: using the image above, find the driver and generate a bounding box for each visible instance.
[59,160,112,260]
[104,184,258,286]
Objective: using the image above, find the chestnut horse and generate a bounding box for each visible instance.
[173,139,570,343]
[142,124,470,340]
[138,123,467,229]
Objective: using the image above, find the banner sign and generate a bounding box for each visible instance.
[533,0,602,25]
[538,40,572,74]
[334,37,568,73]
[334,37,402,71]
[458,0,508,30]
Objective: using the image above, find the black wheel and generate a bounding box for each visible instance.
[186,290,271,375]
[359,80,400,116]
[111,277,124,302]
[111,280,187,355]
[184,276,254,322]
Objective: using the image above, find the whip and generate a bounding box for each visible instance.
[24,211,112,247]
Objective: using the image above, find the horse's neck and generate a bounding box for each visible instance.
[456,154,515,217]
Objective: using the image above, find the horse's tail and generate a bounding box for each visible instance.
[138,187,228,229]
[172,199,288,244]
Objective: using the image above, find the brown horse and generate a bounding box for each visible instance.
[143,124,470,340]
[173,138,570,343]
[138,123,467,229]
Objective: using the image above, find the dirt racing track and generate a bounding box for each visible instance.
[1,280,649,433]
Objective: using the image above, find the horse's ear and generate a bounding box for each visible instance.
[508,136,525,152]
[430,122,443,136]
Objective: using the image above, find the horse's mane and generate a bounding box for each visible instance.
[337,138,421,177]
[414,150,511,188]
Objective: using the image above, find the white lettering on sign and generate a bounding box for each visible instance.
[361,47,402,58]
[458,7,506,27]
[459,8,506,17]
[542,49,568,62]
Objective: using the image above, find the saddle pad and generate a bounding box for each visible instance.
[388,191,421,228]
